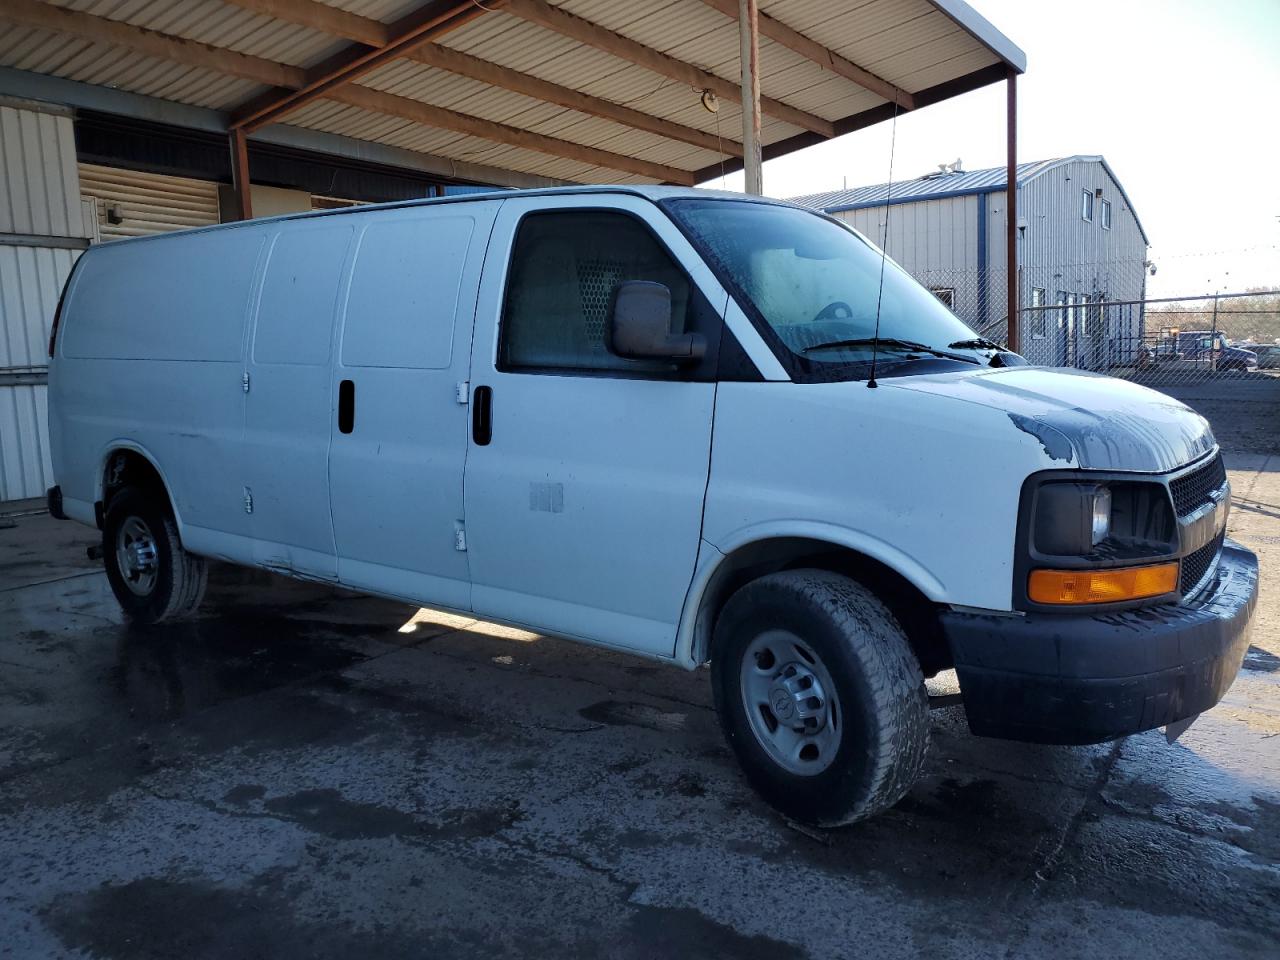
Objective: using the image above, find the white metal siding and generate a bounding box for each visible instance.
[1018,159,1147,364]
[0,100,86,502]
[834,194,982,326]
[78,163,221,241]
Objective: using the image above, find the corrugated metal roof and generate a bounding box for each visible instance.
[0,0,1025,185]
[789,154,1151,245]
[788,157,1075,210]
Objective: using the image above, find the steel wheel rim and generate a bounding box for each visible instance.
[739,629,840,776]
[115,516,158,597]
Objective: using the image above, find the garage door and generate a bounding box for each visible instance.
[78,163,220,241]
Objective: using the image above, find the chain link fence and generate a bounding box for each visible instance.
[906,261,1279,388]
[1016,290,1280,388]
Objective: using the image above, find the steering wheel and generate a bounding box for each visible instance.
[813,301,854,322]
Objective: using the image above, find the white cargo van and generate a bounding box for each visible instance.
[47,188,1258,825]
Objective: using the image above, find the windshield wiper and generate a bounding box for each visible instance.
[947,336,1004,351]
[803,337,980,364]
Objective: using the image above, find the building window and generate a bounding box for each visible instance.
[929,288,955,308]
[1081,189,1094,222]
[1031,287,1047,338]
[1056,291,1068,329]
[1100,199,1112,230]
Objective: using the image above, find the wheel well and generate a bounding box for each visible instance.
[102,450,170,518]
[695,538,952,678]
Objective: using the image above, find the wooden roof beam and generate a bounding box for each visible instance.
[697,0,915,109]
[229,0,494,132]
[0,0,303,89]
[330,85,695,185]
[0,0,691,182]
[502,0,835,138]
[220,0,740,157]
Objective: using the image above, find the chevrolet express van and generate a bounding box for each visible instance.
[47,188,1258,825]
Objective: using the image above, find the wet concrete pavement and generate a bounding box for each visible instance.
[2,395,1279,958]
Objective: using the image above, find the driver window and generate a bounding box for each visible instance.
[500,211,693,373]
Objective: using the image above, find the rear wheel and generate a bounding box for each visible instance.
[103,487,207,623]
[711,569,929,826]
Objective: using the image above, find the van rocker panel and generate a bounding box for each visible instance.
[944,540,1258,745]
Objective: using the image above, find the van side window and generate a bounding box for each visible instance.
[500,211,695,374]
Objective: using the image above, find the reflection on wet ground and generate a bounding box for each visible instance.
[1,513,1278,959]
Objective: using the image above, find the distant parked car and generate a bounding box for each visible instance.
[1174,331,1258,371]
[1138,342,1182,366]
[1253,344,1280,370]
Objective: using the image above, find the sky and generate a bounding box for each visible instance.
[715,0,1280,298]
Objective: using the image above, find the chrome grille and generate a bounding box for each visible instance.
[1170,454,1226,517]
[1180,533,1223,596]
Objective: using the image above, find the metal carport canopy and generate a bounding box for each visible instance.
[0,0,1025,190]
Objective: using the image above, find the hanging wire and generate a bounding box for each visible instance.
[616,76,672,107]
[867,100,901,389]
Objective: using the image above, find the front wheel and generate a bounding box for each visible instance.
[103,487,207,624]
[711,569,929,826]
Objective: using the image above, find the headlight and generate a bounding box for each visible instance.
[1033,482,1113,556]
[1022,476,1180,609]
[1029,479,1174,559]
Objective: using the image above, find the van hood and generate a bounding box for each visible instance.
[883,366,1215,473]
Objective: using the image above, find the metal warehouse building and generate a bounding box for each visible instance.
[0,0,1025,503]
[790,155,1150,367]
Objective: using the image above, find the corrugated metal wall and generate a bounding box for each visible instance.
[834,195,984,328]
[831,159,1148,362]
[0,99,88,503]
[1018,159,1148,365]
[78,163,221,241]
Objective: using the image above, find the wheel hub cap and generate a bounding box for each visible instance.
[740,630,841,776]
[767,663,829,731]
[116,516,158,596]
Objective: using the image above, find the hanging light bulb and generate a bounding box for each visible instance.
[700,89,719,113]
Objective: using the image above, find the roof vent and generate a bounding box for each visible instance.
[921,158,964,180]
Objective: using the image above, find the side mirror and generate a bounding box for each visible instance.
[606,281,706,363]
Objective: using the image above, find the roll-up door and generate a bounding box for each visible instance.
[78,163,220,241]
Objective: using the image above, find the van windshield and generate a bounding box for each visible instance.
[663,198,983,381]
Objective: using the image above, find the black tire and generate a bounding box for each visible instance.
[711,569,929,826]
[103,487,207,624]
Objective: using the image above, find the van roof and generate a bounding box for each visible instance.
[98,185,794,247]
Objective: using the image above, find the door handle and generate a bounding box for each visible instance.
[472,385,492,446]
[338,379,355,434]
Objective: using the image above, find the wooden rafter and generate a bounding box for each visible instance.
[220,0,740,157]
[230,0,491,132]
[697,0,915,109]
[502,0,836,138]
[0,0,693,183]
[329,86,695,185]
[1,0,302,89]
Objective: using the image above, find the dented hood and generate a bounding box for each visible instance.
[884,366,1215,473]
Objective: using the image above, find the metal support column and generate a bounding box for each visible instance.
[228,127,253,221]
[1005,67,1019,353]
[738,0,763,195]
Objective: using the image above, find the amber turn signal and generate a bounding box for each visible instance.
[1028,562,1179,605]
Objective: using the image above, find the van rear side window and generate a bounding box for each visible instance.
[341,214,474,370]
[254,224,352,366]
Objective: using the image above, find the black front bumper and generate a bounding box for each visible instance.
[942,540,1259,745]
